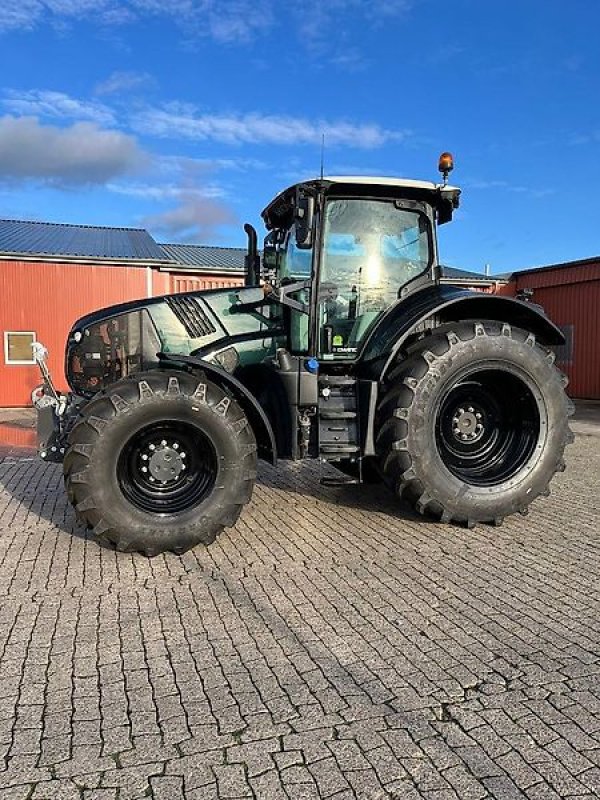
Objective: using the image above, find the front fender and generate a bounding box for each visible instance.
[157,352,277,464]
[358,285,564,380]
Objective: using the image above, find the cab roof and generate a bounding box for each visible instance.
[261,175,461,229]
[324,175,451,191]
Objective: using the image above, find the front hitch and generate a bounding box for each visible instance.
[31,342,71,463]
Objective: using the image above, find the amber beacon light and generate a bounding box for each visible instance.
[438,152,454,184]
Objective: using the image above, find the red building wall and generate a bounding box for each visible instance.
[0,260,245,406]
[0,259,156,406]
[511,259,600,400]
[170,274,242,293]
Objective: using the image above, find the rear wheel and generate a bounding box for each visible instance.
[64,370,256,555]
[376,322,573,525]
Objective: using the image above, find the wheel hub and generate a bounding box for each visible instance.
[436,371,543,488]
[147,445,185,483]
[118,420,217,514]
[452,405,484,442]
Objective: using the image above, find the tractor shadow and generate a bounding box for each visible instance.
[0,449,422,553]
[255,460,422,524]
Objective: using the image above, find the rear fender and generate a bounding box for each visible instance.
[358,286,564,381]
[157,353,277,464]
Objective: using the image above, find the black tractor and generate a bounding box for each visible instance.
[34,154,572,555]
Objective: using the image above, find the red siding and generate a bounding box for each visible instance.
[0,262,245,407]
[169,273,243,293]
[0,260,149,406]
[512,260,600,399]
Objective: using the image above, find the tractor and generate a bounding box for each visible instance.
[33,154,572,556]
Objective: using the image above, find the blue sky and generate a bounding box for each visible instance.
[0,0,598,273]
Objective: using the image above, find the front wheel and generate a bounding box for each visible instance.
[376,322,573,526]
[64,370,257,555]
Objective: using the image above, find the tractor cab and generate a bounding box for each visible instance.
[251,164,461,363]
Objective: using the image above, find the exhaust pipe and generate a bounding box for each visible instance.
[244,223,260,286]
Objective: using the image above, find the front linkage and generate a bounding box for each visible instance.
[32,342,80,463]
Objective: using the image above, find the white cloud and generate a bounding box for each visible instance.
[95,70,155,96]
[0,115,144,186]
[142,192,236,241]
[3,90,115,125]
[132,105,406,149]
[1,0,413,46]
[157,154,268,174]
[107,181,226,200]
[465,178,554,199]
[0,0,127,31]
[0,0,274,42]
[294,0,413,54]
[1,1,44,32]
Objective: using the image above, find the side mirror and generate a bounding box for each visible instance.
[295,192,314,250]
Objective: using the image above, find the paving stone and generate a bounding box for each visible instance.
[0,788,33,800]
[482,775,526,799]
[30,780,81,800]
[496,749,542,790]
[308,755,351,796]
[213,763,252,797]
[149,776,184,799]
[0,442,598,799]
[249,769,288,800]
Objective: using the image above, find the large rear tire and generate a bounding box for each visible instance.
[376,322,573,526]
[64,370,256,555]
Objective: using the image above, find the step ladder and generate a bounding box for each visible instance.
[317,375,362,485]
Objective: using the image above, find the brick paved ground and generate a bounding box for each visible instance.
[0,425,598,799]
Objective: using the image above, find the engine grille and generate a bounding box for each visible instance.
[165,296,217,338]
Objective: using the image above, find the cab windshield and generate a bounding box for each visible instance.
[319,198,432,358]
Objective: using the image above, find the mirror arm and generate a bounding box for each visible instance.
[273,279,311,314]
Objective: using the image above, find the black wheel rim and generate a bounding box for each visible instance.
[435,368,542,487]
[117,421,218,514]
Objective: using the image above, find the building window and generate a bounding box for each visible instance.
[4,332,36,365]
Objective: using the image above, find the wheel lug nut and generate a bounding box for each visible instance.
[160,440,167,447]
[141,466,148,473]
[172,443,179,449]
[467,406,474,413]
[149,477,155,482]
[476,412,482,420]
[181,452,186,459]
[149,444,155,451]
[141,454,148,461]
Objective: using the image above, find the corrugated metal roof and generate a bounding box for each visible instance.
[160,243,246,272]
[514,255,600,277]
[161,249,496,280]
[0,219,167,262]
[441,265,494,282]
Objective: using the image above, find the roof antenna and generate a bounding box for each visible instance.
[320,133,325,179]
